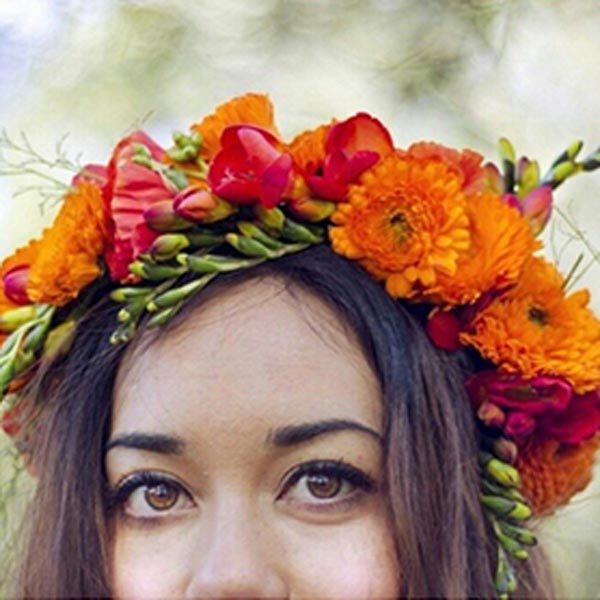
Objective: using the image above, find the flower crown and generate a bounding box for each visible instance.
[1,93,599,599]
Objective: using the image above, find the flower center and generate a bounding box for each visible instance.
[528,306,549,327]
[389,211,412,242]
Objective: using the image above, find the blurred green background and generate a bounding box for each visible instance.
[1,0,599,597]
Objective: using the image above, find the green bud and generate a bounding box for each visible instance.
[582,146,600,171]
[0,306,37,333]
[517,159,540,198]
[494,523,529,561]
[253,205,285,234]
[150,234,190,262]
[109,322,136,346]
[163,167,189,191]
[110,287,154,303]
[132,154,153,168]
[495,548,518,596]
[172,131,188,148]
[43,320,77,360]
[226,233,272,258]
[147,304,182,329]
[499,521,537,546]
[281,219,322,243]
[23,322,50,354]
[146,276,215,312]
[190,131,203,149]
[237,221,284,249]
[13,348,35,374]
[180,253,263,274]
[551,140,583,168]
[132,143,152,158]
[481,478,526,503]
[486,458,521,488]
[498,138,516,163]
[185,230,225,247]
[0,359,14,391]
[128,261,188,281]
[167,145,198,163]
[551,161,577,184]
[480,495,532,520]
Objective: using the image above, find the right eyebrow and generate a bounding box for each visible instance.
[104,432,186,455]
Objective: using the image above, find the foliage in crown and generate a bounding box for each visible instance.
[0,92,599,598]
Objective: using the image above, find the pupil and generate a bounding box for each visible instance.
[145,483,177,510]
[307,474,341,499]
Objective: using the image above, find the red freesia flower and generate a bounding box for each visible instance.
[305,113,394,202]
[466,371,600,444]
[208,125,293,209]
[104,131,177,281]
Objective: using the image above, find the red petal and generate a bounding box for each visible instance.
[306,174,348,201]
[326,113,394,158]
[540,389,600,444]
[426,309,462,351]
[260,153,293,208]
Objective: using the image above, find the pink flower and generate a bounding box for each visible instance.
[104,131,177,281]
[208,125,293,209]
[520,185,553,236]
[466,371,600,444]
[173,187,217,221]
[306,113,394,201]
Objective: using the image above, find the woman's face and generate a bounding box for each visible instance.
[107,278,399,599]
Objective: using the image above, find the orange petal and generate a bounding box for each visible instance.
[191,93,278,161]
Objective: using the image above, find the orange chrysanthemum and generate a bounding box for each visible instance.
[424,193,540,305]
[405,141,488,194]
[26,181,108,306]
[191,93,279,161]
[330,153,471,300]
[461,257,600,393]
[517,433,600,515]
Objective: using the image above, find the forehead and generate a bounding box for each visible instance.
[111,277,382,441]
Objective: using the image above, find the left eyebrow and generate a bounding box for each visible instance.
[104,432,186,455]
[267,418,382,448]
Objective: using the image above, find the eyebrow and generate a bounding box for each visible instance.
[104,432,186,455]
[104,419,382,456]
[267,418,382,447]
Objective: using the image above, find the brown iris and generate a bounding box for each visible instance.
[144,483,179,511]
[306,474,342,499]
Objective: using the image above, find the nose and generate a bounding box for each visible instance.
[185,496,288,599]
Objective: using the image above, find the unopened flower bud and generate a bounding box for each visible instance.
[287,197,336,223]
[0,305,37,333]
[143,200,194,232]
[149,234,190,261]
[3,265,31,305]
[492,437,518,465]
[520,185,552,236]
[200,195,237,224]
[477,402,506,428]
[173,187,216,222]
[253,205,285,234]
[486,458,521,488]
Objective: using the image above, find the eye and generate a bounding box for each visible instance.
[109,472,195,520]
[279,460,376,510]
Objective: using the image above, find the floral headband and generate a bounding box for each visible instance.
[1,93,599,599]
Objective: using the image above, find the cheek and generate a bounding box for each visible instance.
[283,513,400,599]
[110,525,190,600]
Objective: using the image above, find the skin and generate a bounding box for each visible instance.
[106,277,400,599]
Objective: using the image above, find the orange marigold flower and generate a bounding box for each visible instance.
[425,193,540,305]
[330,153,471,300]
[461,257,600,393]
[405,141,488,194]
[191,93,278,161]
[517,433,600,515]
[26,181,109,306]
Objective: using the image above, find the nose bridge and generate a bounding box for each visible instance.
[185,488,287,598]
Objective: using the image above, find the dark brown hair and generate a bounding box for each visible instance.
[11,245,554,598]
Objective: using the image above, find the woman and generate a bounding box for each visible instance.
[1,93,598,598]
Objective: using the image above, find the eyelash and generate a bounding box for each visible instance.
[106,460,377,522]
